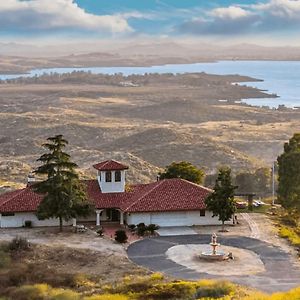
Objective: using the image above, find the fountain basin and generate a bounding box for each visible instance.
[199,251,229,261]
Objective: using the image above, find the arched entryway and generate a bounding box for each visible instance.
[95,208,124,226]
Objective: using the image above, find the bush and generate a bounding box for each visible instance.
[195,280,234,298]
[147,224,159,234]
[114,230,128,243]
[24,220,32,228]
[137,223,147,236]
[9,237,30,251]
[279,226,300,247]
[9,284,81,300]
[85,295,129,300]
[96,228,104,237]
[127,224,136,231]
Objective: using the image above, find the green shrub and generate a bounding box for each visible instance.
[9,237,30,251]
[24,220,32,228]
[137,223,147,236]
[140,281,197,299]
[127,224,136,231]
[96,228,104,237]
[147,224,159,234]
[195,280,234,298]
[114,230,128,243]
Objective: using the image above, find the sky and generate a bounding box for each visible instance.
[1,0,300,45]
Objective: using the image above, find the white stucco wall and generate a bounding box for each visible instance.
[126,210,232,227]
[0,212,73,228]
[98,170,126,193]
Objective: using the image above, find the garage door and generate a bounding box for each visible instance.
[150,212,188,227]
[0,216,23,228]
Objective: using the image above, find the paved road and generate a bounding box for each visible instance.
[127,235,300,293]
[157,226,198,236]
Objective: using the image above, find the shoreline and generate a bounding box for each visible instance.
[1,58,300,76]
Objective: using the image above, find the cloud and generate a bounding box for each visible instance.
[210,6,252,20]
[176,0,300,35]
[0,0,132,34]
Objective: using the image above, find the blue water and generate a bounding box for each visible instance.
[1,60,300,108]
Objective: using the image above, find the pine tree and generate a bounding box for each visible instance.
[205,166,237,231]
[33,135,91,231]
[277,133,300,216]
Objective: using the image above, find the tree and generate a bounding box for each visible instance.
[205,166,237,231]
[159,161,205,184]
[235,168,271,196]
[277,133,300,216]
[33,135,91,231]
[235,172,256,193]
[254,168,271,195]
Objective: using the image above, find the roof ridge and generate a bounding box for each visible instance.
[177,178,213,192]
[0,188,27,210]
[124,180,165,212]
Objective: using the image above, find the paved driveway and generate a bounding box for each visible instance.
[127,235,300,293]
[157,226,198,236]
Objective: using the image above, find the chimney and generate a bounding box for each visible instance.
[27,173,35,186]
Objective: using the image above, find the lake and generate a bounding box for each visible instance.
[1,60,300,108]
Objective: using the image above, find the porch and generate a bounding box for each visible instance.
[73,208,125,227]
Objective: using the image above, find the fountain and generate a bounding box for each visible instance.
[199,233,232,261]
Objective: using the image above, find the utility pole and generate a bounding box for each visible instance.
[272,161,275,206]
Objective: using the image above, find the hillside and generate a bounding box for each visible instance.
[0,72,299,189]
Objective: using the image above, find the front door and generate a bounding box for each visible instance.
[107,208,120,222]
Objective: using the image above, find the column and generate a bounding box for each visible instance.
[116,209,124,225]
[95,209,103,226]
[120,211,124,225]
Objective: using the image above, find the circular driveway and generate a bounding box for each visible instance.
[127,234,300,293]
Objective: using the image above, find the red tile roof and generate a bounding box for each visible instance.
[123,179,211,213]
[0,179,211,213]
[93,160,129,171]
[0,188,42,213]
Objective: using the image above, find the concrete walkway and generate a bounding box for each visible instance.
[157,226,198,236]
[127,235,300,293]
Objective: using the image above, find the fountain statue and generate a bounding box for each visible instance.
[199,233,232,261]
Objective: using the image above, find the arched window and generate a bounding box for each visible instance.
[105,171,112,182]
[115,170,121,182]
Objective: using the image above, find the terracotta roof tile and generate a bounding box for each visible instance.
[123,179,211,212]
[93,160,129,171]
[0,179,211,213]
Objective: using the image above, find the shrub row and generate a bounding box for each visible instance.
[5,277,300,300]
[128,223,160,236]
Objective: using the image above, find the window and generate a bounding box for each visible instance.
[2,212,15,217]
[200,209,206,217]
[105,171,112,182]
[115,170,121,182]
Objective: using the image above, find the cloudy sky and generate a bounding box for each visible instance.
[1,0,300,45]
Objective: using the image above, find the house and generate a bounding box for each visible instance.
[0,159,223,228]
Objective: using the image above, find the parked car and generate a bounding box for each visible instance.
[236,201,247,209]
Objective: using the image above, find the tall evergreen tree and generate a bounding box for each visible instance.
[277,133,300,216]
[33,135,91,231]
[205,166,237,231]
